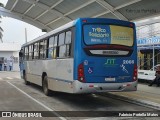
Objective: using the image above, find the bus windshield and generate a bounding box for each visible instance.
[83,25,134,46]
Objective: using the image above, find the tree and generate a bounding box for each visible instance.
[0,3,4,43]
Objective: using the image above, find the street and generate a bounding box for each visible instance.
[0,72,158,120]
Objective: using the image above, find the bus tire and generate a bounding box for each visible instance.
[23,72,30,85]
[43,76,51,96]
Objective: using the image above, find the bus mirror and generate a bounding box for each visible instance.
[19,52,23,57]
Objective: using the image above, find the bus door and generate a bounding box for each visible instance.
[19,48,24,78]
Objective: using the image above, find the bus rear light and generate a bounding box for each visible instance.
[130,23,133,27]
[89,85,94,88]
[127,84,131,86]
[133,65,137,81]
[82,20,87,23]
[78,63,85,82]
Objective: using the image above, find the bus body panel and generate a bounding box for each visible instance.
[73,18,137,91]
[24,59,74,93]
[82,57,136,83]
[20,18,137,94]
[73,80,137,93]
[48,77,74,93]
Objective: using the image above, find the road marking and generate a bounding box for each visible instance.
[6,77,13,80]
[15,76,21,79]
[83,118,111,120]
[0,78,2,80]
[7,81,67,120]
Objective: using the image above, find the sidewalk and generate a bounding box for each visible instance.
[0,71,20,79]
[109,83,160,109]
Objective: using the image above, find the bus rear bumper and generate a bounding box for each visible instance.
[73,80,137,94]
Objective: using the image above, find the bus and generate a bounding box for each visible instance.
[19,18,137,95]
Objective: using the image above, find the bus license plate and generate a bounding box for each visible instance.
[105,78,115,81]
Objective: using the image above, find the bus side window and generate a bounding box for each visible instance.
[59,45,66,58]
[48,36,54,59]
[58,33,65,58]
[53,36,57,59]
[29,45,33,60]
[25,46,29,60]
[44,39,47,59]
[57,30,72,58]
[39,40,44,59]
[59,33,65,46]
[65,31,71,44]
[65,31,72,57]
[66,44,71,57]
[34,42,39,59]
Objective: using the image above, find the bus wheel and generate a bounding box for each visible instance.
[23,73,30,85]
[43,76,51,96]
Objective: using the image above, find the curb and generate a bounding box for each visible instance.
[100,93,160,110]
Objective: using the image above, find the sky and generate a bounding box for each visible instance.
[0,0,45,45]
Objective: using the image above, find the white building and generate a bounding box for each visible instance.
[0,43,21,71]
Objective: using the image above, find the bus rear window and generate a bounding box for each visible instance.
[83,25,134,46]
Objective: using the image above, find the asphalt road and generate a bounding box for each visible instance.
[0,72,159,120]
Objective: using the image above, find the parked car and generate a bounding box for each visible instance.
[138,69,156,81]
[138,64,160,81]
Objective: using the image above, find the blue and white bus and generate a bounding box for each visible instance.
[19,18,137,95]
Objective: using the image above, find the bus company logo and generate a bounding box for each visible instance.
[89,27,109,38]
[92,28,106,33]
[104,59,117,66]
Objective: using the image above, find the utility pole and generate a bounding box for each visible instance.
[25,28,27,43]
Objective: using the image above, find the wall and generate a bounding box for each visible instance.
[0,42,21,71]
[0,51,20,71]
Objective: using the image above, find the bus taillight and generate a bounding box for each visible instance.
[78,63,85,82]
[82,20,87,23]
[133,65,137,81]
[130,23,133,27]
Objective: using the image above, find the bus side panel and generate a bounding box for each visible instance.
[25,59,74,93]
[48,78,74,93]
[25,61,43,86]
[25,59,57,86]
[47,59,74,93]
